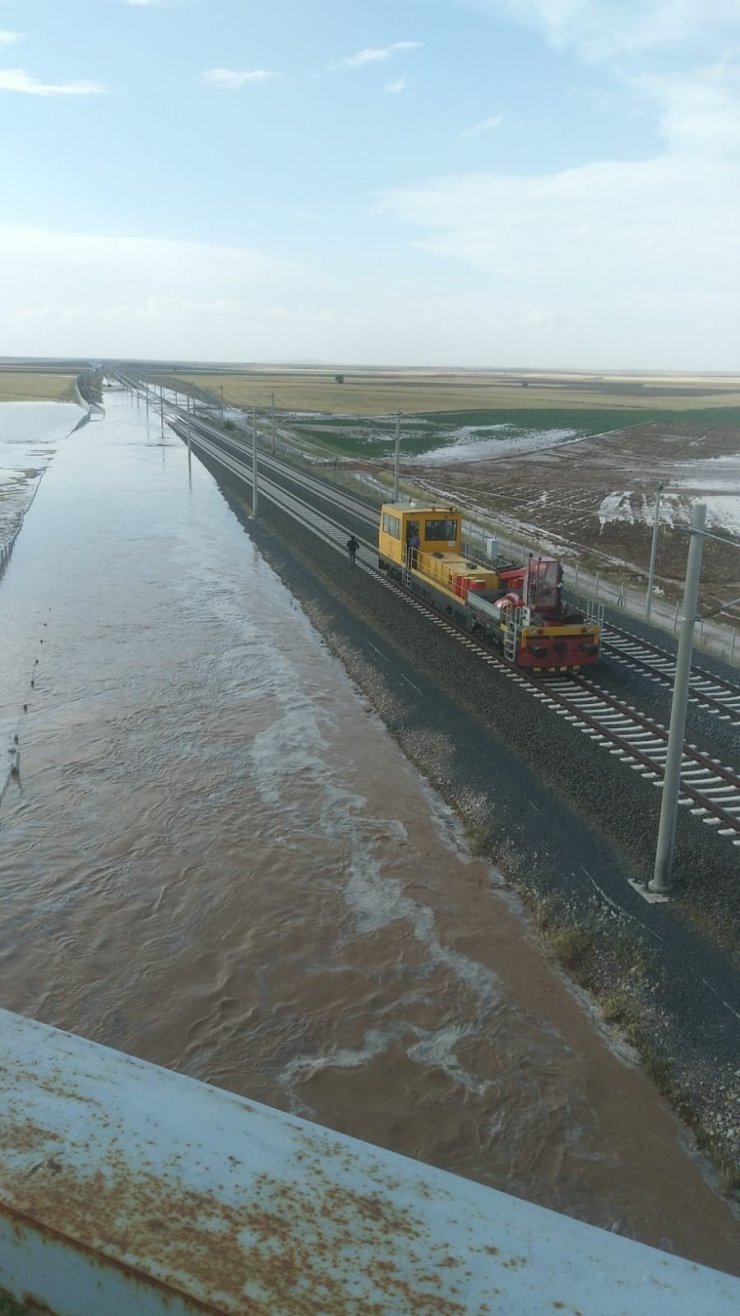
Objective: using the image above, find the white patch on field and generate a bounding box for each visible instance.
[598,492,636,526]
[599,490,682,529]
[672,453,740,534]
[699,496,740,534]
[703,454,740,468]
[595,492,679,526]
[411,425,580,464]
[599,487,740,536]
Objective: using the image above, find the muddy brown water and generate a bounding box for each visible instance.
[0,393,738,1275]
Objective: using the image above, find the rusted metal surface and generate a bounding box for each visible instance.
[0,1009,737,1315]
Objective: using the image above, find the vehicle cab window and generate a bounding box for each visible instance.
[424,518,458,543]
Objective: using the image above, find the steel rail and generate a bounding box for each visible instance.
[157,398,740,853]
[602,622,740,725]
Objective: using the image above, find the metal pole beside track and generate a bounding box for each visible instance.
[393,410,400,503]
[252,408,258,515]
[650,503,706,894]
[645,481,664,622]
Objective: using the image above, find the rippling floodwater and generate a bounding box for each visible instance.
[0,392,737,1273]
[0,401,82,542]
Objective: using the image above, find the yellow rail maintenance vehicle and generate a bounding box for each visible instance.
[378,502,600,671]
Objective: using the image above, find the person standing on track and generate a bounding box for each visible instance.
[346,535,360,567]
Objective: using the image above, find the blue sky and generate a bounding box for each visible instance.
[1,0,739,368]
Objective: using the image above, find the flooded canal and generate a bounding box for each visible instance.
[0,400,82,542]
[0,391,737,1274]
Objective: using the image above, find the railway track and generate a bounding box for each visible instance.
[241,423,740,741]
[155,403,740,856]
[602,623,740,725]
[539,676,740,844]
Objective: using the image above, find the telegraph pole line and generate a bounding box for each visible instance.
[393,410,401,502]
[252,407,258,515]
[645,482,664,621]
[186,393,192,471]
[650,503,706,895]
[159,385,164,438]
[271,392,275,456]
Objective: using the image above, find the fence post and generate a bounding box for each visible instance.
[594,573,600,598]
[573,564,579,592]
[673,601,680,634]
[730,630,737,664]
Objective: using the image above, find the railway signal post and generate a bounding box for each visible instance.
[645,482,665,622]
[650,503,706,894]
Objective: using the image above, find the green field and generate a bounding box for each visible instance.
[0,371,78,403]
[287,407,740,460]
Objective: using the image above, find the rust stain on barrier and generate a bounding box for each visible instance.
[0,1010,738,1316]
[0,1116,482,1313]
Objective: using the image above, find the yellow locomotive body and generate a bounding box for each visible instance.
[378,502,601,670]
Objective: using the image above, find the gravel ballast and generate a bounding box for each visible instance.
[197,445,740,1193]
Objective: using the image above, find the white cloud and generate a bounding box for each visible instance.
[475,0,740,60]
[16,296,241,325]
[636,63,740,156]
[329,41,421,71]
[125,1,207,8]
[0,69,106,97]
[0,225,294,282]
[0,224,316,357]
[460,114,505,138]
[0,30,22,47]
[378,148,740,365]
[384,76,407,94]
[202,68,279,89]
[259,306,335,324]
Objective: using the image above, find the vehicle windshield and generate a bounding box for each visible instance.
[424,519,458,542]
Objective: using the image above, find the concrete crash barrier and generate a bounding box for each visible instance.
[0,1008,737,1315]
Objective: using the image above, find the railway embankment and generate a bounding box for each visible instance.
[195,445,740,1198]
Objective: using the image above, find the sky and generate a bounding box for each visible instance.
[0,0,739,369]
